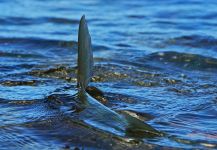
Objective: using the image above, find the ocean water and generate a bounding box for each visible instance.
[0,0,217,149]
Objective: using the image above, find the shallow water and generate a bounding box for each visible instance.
[0,0,217,149]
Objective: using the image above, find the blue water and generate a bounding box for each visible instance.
[0,0,217,149]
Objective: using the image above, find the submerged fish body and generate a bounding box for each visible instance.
[78,91,127,136]
[75,15,161,138]
[76,90,162,138]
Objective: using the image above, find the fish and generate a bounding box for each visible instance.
[76,15,162,139]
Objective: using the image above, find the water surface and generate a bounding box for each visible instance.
[0,0,217,149]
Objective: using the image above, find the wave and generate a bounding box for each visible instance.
[147,51,217,71]
[0,16,80,26]
[165,35,217,49]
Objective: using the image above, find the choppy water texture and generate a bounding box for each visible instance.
[0,0,217,149]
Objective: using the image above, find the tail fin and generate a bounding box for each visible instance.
[77,15,93,90]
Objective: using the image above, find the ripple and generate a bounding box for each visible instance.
[0,51,44,58]
[165,35,217,49]
[147,51,217,71]
[0,37,76,50]
[0,16,80,26]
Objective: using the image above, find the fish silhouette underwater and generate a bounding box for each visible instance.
[57,15,163,141]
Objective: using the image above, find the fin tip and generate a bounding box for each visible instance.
[81,15,86,21]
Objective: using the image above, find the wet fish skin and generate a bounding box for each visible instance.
[77,15,93,90]
[78,91,127,136]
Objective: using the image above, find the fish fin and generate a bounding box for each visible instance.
[77,15,93,90]
[121,112,163,137]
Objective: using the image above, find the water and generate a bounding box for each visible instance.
[0,0,217,149]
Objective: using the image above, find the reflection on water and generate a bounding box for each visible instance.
[0,0,217,149]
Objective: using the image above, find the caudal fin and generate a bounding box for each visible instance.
[77,15,93,90]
